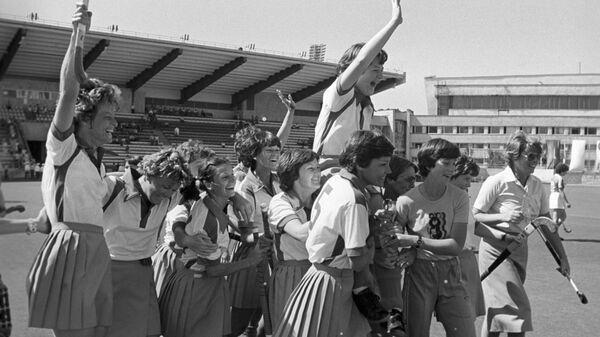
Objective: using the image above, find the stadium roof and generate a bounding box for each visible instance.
[0,16,406,107]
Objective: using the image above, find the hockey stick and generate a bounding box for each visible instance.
[534,223,588,304]
[480,217,557,281]
[74,0,91,85]
[257,204,273,335]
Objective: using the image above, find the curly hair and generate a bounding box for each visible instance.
[175,139,206,165]
[339,130,394,174]
[73,78,121,130]
[417,138,460,178]
[277,149,319,192]
[336,43,388,76]
[235,126,281,171]
[138,148,190,184]
[451,154,480,179]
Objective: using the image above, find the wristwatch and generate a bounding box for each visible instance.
[415,235,423,249]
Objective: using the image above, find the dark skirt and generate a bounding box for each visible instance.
[106,260,160,337]
[27,223,112,330]
[151,243,183,298]
[269,259,311,330]
[228,240,260,308]
[159,267,231,337]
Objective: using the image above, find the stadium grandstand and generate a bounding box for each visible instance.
[0,15,405,178]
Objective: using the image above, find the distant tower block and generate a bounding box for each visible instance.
[308,44,327,62]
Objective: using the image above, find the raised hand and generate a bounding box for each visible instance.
[72,3,92,32]
[276,89,295,111]
[391,0,403,25]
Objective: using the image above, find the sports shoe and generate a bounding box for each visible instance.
[563,225,572,233]
[353,288,389,322]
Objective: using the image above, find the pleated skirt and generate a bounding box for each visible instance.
[549,192,565,209]
[479,238,532,333]
[274,263,370,337]
[228,241,260,308]
[151,243,183,298]
[26,223,112,330]
[269,259,311,330]
[458,249,485,317]
[106,260,160,337]
[159,267,231,337]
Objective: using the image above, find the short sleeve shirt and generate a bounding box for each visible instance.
[550,174,564,193]
[102,169,177,261]
[42,123,108,227]
[396,184,469,261]
[269,192,309,261]
[473,167,549,235]
[168,198,230,262]
[306,170,370,269]
[235,170,281,233]
[312,78,374,156]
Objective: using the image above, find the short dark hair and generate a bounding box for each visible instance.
[196,149,229,192]
[554,162,569,174]
[277,149,319,192]
[336,43,388,75]
[451,155,480,179]
[235,126,281,171]
[387,155,417,181]
[417,138,460,178]
[504,130,542,169]
[339,130,394,174]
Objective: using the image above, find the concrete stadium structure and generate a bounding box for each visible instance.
[378,74,600,172]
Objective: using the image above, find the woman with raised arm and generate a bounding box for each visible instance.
[267,149,320,329]
[313,0,403,170]
[159,148,266,337]
[229,126,282,336]
[474,131,570,337]
[26,5,121,337]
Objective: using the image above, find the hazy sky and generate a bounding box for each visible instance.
[1,0,599,113]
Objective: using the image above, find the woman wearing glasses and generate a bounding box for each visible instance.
[473,131,571,337]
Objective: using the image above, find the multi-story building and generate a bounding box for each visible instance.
[381,74,600,171]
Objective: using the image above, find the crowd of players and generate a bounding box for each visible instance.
[0,1,574,337]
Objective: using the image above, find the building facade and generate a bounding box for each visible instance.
[388,74,600,171]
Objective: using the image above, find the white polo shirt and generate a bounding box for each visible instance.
[473,166,549,235]
[306,170,370,269]
[41,123,108,227]
[235,169,281,234]
[268,192,309,261]
[103,169,177,261]
[168,197,230,263]
[312,78,374,157]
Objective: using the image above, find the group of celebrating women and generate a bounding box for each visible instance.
[1,1,573,337]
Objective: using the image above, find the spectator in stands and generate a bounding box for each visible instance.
[312,0,403,171]
[174,126,180,136]
[1,139,7,153]
[24,161,31,180]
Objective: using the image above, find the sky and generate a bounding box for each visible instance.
[1,0,599,114]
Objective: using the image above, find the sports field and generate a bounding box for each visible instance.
[0,181,598,337]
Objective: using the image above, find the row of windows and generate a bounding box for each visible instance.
[413,125,599,136]
[411,142,599,151]
[437,95,600,111]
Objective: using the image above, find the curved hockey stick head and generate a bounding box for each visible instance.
[531,216,558,233]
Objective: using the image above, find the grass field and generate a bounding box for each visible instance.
[0,181,598,337]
